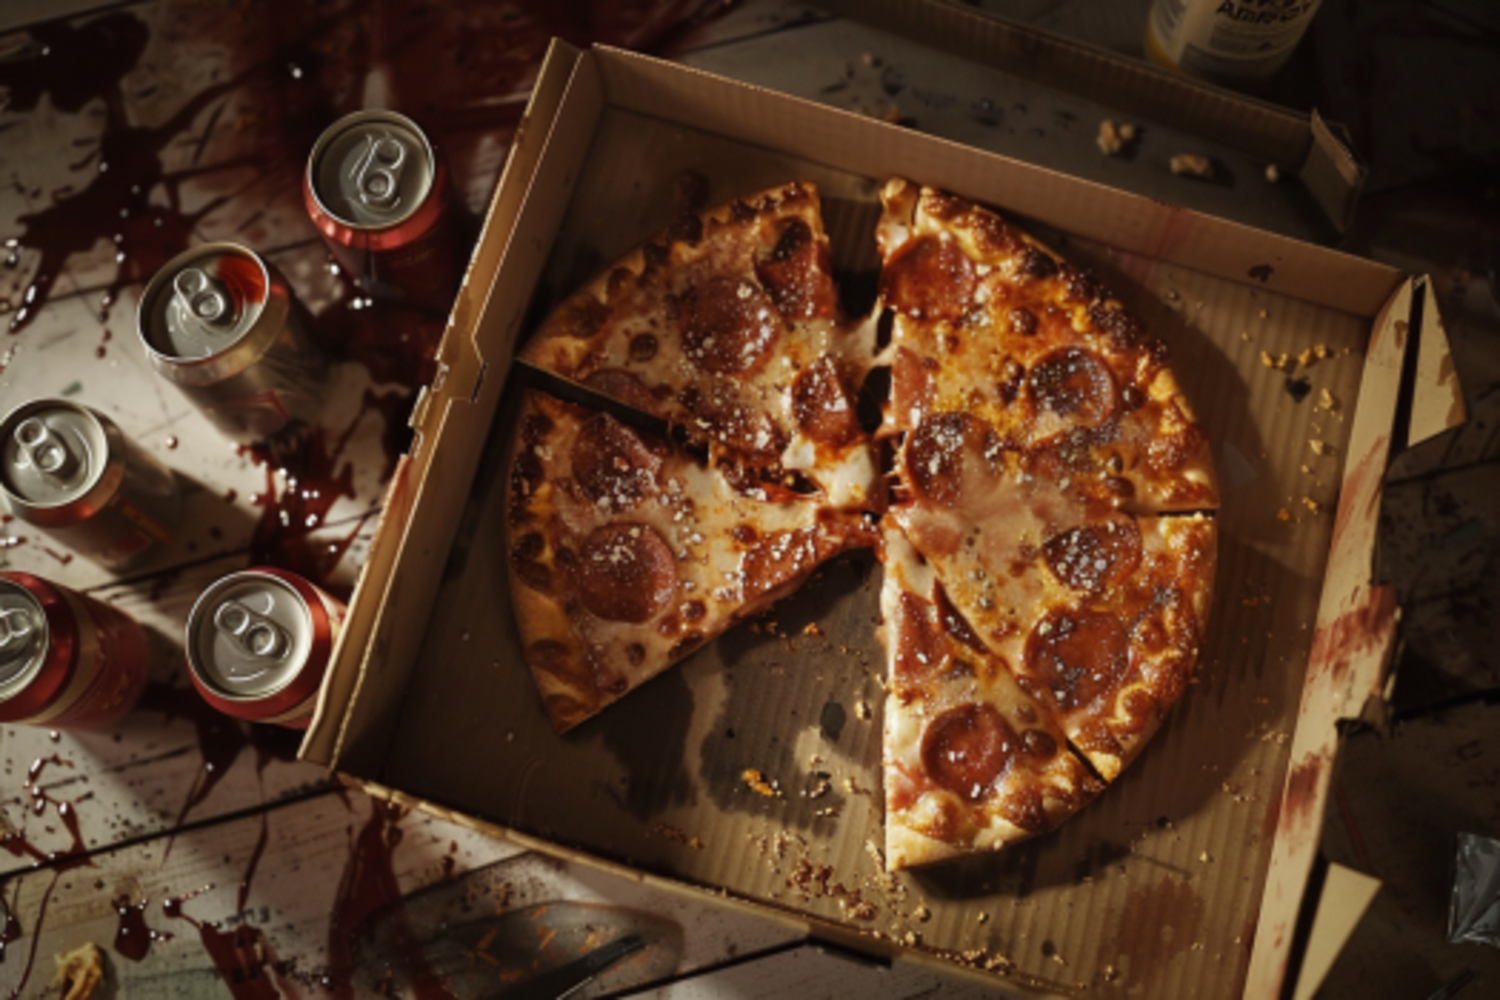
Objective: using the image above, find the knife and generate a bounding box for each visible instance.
[487,933,646,1000]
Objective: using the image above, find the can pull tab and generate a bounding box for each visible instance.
[0,607,38,653]
[214,600,289,670]
[172,267,237,335]
[13,417,77,479]
[352,131,407,212]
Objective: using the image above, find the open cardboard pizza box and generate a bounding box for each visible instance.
[302,41,1465,998]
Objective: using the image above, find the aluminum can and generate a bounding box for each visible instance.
[0,399,180,569]
[0,571,149,729]
[185,567,345,729]
[137,242,329,446]
[304,109,462,313]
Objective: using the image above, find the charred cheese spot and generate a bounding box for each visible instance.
[1020,728,1058,759]
[571,414,662,511]
[575,523,677,623]
[1042,517,1143,595]
[921,703,1014,803]
[550,294,611,340]
[792,355,860,447]
[905,411,1001,508]
[1000,783,1048,832]
[755,218,836,321]
[680,276,783,375]
[880,235,976,322]
[1025,608,1131,712]
[1015,244,1058,281]
[1008,306,1039,337]
[1028,348,1118,426]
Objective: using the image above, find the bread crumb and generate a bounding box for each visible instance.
[913,905,932,922]
[1169,153,1213,178]
[742,768,781,798]
[1199,851,1212,863]
[1318,388,1339,411]
[802,622,823,637]
[977,911,990,923]
[1264,164,1281,183]
[1301,496,1322,514]
[1276,508,1293,522]
[854,700,872,720]
[1308,439,1332,456]
[1097,119,1138,156]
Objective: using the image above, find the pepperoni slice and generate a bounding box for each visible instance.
[1042,517,1142,594]
[1028,348,1118,426]
[879,235,976,323]
[680,276,783,375]
[892,591,943,692]
[755,218,836,321]
[583,368,661,414]
[905,411,1000,508]
[574,523,677,623]
[1024,608,1131,712]
[743,528,818,600]
[921,703,1015,802]
[889,346,934,429]
[792,356,860,447]
[571,414,662,511]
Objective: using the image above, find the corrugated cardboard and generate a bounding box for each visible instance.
[305,42,1458,998]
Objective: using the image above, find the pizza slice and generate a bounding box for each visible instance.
[889,461,1216,781]
[880,527,1103,869]
[876,178,1218,514]
[518,180,879,513]
[506,389,875,733]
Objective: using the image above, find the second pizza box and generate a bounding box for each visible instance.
[303,41,1462,998]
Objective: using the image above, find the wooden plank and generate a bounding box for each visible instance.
[0,789,802,997]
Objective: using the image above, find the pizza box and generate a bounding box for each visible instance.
[301,41,1465,998]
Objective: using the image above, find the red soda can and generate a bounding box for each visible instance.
[0,571,149,729]
[184,567,344,729]
[0,399,180,569]
[137,242,329,446]
[304,109,462,314]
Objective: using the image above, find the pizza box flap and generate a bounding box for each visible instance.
[302,39,587,770]
[306,42,1431,997]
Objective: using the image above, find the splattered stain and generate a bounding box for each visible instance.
[1106,877,1206,991]
[1307,584,1398,690]
[1249,263,1275,283]
[1279,749,1331,840]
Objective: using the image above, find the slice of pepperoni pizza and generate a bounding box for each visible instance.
[888,458,1216,781]
[518,181,879,513]
[881,527,1103,869]
[507,389,874,733]
[876,178,1217,513]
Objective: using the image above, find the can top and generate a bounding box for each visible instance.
[308,110,436,231]
[138,244,270,362]
[187,570,314,700]
[0,400,106,509]
[0,578,48,699]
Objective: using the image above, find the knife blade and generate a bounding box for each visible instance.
[511,359,671,440]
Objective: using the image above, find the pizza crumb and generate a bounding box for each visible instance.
[802,622,823,637]
[1301,496,1322,515]
[742,768,781,798]
[903,930,920,946]
[977,911,990,923]
[854,699,872,720]
[1200,851,1213,863]
[1276,508,1293,522]
[1096,119,1139,156]
[1318,388,1339,411]
[912,905,932,922]
[1240,331,1251,341]
[1308,439,1332,456]
[1264,164,1281,183]
[1169,153,1213,178]
[1103,964,1121,983]
[808,776,832,800]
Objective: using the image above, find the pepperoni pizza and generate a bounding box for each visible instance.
[504,177,1217,870]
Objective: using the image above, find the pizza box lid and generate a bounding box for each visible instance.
[301,40,1464,999]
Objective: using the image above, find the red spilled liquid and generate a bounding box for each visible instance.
[237,813,271,915]
[3,756,93,872]
[136,682,302,834]
[2,871,59,999]
[163,888,289,1000]
[324,799,456,999]
[113,894,155,962]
